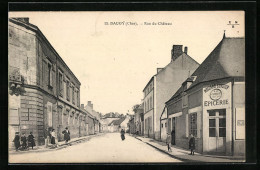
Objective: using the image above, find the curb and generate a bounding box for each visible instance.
[9,133,103,155]
[134,136,244,162]
[133,136,200,162]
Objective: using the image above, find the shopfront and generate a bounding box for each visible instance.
[202,82,232,155]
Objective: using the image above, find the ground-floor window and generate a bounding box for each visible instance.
[189,113,197,137]
[208,109,226,137]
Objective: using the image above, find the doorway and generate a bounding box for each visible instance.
[208,109,226,153]
[171,117,176,145]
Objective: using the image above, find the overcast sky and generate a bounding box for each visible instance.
[9,11,244,114]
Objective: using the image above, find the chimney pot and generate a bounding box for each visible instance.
[81,104,84,109]
[184,46,188,54]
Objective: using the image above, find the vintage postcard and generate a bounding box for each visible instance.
[8,11,245,163]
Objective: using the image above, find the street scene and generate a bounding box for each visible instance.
[8,11,245,163]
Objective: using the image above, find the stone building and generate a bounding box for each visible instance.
[8,18,88,147]
[143,45,199,140]
[163,34,245,156]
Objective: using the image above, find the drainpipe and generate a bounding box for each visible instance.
[231,78,234,156]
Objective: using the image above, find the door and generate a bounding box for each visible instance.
[171,117,176,145]
[208,109,226,153]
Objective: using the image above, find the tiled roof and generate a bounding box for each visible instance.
[108,117,126,126]
[166,36,245,103]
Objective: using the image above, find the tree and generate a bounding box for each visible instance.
[132,104,140,113]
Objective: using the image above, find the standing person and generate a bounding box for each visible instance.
[21,133,27,150]
[50,129,57,148]
[62,127,71,145]
[13,132,20,151]
[120,129,125,141]
[189,134,195,155]
[166,132,172,152]
[28,132,36,150]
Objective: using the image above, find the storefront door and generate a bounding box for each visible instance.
[171,118,175,145]
[208,109,226,153]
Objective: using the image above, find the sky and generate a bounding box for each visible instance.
[9,11,244,115]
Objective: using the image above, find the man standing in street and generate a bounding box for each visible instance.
[62,127,71,145]
[166,132,172,152]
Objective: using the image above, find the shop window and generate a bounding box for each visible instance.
[189,113,197,137]
[209,119,216,137]
[208,110,216,116]
[219,109,226,116]
[219,118,226,137]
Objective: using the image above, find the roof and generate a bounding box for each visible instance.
[142,52,199,92]
[9,18,81,85]
[166,36,245,104]
[108,117,126,126]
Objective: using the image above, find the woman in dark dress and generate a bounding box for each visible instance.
[120,129,125,141]
[51,129,56,146]
[28,132,36,149]
[189,134,195,155]
[13,132,20,151]
[21,133,27,150]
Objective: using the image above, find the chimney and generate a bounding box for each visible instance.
[157,68,163,73]
[87,101,93,109]
[171,45,183,61]
[81,104,84,109]
[14,17,30,23]
[184,46,188,54]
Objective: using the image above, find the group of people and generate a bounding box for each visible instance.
[49,127,71,148]
[166,133,196,155]
[13,132,36,151]
[13,127,71,151]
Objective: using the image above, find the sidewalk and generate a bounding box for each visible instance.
[132,134,245,162]
[9,133,104,155]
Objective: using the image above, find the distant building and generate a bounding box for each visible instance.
[133,103,144,136]
[143,45,199,140]
[163,34,245,156]
[108,117,126,132]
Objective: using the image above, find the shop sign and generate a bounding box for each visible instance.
[203,82,231,108]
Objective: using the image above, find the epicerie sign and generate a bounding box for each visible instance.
[203,83,231,108]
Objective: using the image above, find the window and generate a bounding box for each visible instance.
[47,104,52,126]
[66,80,70,101]
[150,96,153,109]
[59,72,63,96]
[161,123,163,128]
[72,85,75,104]
[48,64,53,87]
[190,113,197,137]
[208,109,226,137]
[209,119,216,137]
[165,122,167,127]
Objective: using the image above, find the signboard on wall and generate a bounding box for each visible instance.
[236,108,245,140]
[203,82,231,109]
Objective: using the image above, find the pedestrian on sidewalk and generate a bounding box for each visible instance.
[28,132,36,150]
[13,132,20,151]
[189,134,195,155]
[166,132,172,152]
[50,129,57,148]
[120,129,125,141]
[62,127,71,145]
[21,133,28,150]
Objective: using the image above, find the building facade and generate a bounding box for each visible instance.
[143,45,199,140]
[163,35,245,156]
[8,18,94,147]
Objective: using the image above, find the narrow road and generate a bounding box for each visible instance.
[9,133,181,163]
